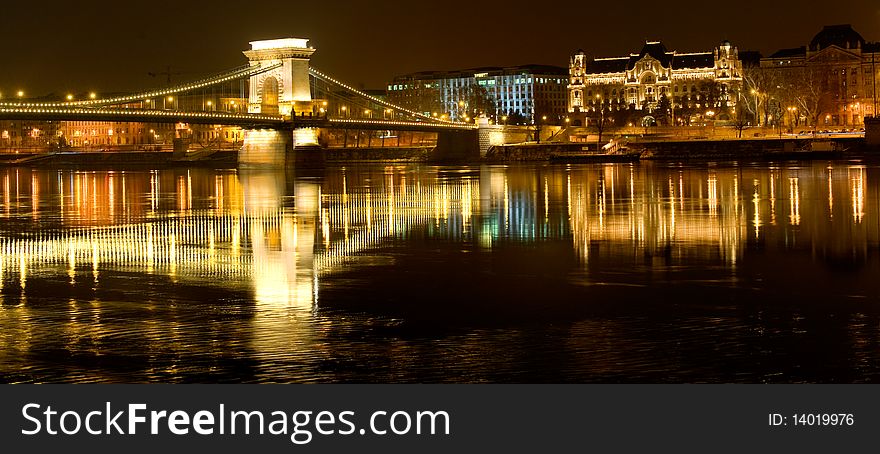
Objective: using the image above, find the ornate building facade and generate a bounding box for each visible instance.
[761,24,880,127]
[568,41,743,124]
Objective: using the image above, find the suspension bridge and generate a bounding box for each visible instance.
[0,38,481,163]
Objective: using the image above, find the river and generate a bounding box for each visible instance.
[1,160,879,382]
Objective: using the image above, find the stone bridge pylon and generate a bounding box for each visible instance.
[243,38,316,118]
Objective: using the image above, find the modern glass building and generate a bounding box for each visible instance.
[388,65,568,124]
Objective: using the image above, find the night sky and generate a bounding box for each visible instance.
[2,1,879,96]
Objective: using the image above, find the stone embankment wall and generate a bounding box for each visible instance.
[484,137,865,162]
[324,146,433,162]
[484,143,601,162]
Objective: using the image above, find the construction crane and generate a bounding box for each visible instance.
[148,66,191,85]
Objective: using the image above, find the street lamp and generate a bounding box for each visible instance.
[595,94,605,145]
[16,90,24,99]
[89,92,97,100]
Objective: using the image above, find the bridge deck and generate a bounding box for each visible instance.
[0,108,476,132]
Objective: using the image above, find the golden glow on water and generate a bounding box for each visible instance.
[851,167,865,224]
[0,163,870,284]
[753,180,761,240]
[789,177,801,226]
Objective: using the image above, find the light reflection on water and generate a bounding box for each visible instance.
[1,161,880,383]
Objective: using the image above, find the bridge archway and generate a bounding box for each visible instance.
[261,77,280,115]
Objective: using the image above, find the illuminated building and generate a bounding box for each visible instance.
[567,40,743,125]
[761,24,880,126]
[388,65,568,123]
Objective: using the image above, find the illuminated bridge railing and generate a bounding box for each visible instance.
[0,63,282,109]
[0,107,284,125]
[326,118,477,131]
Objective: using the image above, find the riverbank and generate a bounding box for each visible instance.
[486,136,871,162]
[0,149,238,168]
[2,136,876,168]
[0,146,438,168]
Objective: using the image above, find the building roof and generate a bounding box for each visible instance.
[671,53,714,69]
[392,64,566,82]
[627,41,674,69]
[769,46,806,59]
[583,41,718,74]
[810,24,865,51]
[738,50,763,67]
[585,57,629,74]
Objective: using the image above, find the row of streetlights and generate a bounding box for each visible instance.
[1,91,98,101]
[334,104,396,119]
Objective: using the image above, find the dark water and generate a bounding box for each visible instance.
[2,161,880,383]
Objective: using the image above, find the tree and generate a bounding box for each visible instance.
[503,110,528,125]
[739,65,775,126]
[459,83,496,120]
[731,103,750,138]
[590,106,609,146]
[655,94,672,125]
[769,66,831,131]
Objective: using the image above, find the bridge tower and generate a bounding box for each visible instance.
[243,38,316,118]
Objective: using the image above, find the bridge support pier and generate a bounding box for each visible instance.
[867,117,880,148]
[290,127,324,168]
[433,129,480,162]
[239,128,325,168]
[239,129,292,167]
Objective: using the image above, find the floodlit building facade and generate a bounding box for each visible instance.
[761,24,880,126]
[568,41,743,124]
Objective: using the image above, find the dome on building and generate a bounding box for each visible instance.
[575,49,586,55]
[810,24,865,51]
[721,39,732,47]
